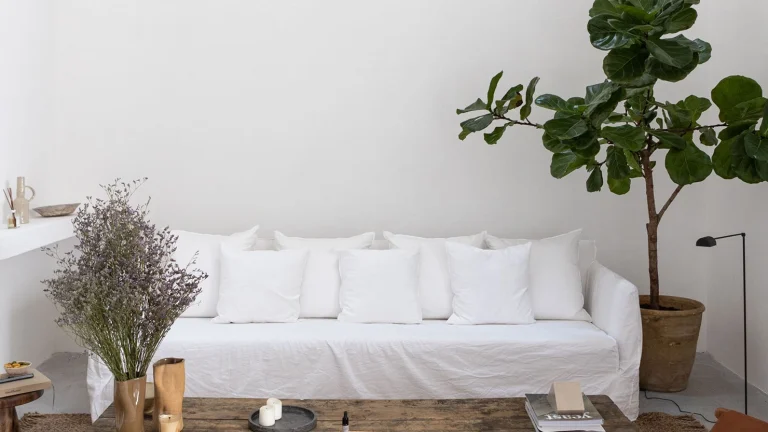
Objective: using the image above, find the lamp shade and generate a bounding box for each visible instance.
[696,236,717,247]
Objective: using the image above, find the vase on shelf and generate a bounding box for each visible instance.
[12,177,35,224]
[114,375,147,432]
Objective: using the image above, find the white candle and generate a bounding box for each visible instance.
[267,398,283,420]
[259,405,275,427]
[158,414,181,432]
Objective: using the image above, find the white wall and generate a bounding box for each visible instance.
[694,1,768,394]
[0,0,71,365]
[3,0,767,389]
[0,244,80,366]
[0,0,52,206]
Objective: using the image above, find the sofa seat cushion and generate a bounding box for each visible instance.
[89,318,626,420]
[159,319,618,396]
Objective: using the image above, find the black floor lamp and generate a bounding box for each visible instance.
[696,232,747,415]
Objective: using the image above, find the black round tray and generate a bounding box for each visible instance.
[249,405,317,432]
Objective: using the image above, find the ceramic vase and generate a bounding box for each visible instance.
[114,375,146,432]
[153,358,185,432]
[12,176,35,224]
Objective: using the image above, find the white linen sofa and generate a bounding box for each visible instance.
[87,239,641,421]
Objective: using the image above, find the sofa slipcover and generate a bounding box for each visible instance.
[88,237,641,422]
[89,258,640,421]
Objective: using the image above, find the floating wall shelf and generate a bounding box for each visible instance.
[0,216,75,260]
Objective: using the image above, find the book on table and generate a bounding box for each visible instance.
[525,393,604,430]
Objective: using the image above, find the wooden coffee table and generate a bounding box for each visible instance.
[93,395,637,431]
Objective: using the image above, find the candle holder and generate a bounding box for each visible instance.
[248,405,317,432]
[158,414,182,432]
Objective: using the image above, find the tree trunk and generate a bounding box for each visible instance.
[641,150,660,310]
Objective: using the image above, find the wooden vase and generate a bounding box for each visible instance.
[153,358,185,432]
[114,375,146,432]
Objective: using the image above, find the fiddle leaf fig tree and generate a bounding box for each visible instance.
[457,0,767,310]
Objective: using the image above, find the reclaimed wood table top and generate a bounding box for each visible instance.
[93,395,638,431]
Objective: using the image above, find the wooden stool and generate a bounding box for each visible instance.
[0,390,44,432]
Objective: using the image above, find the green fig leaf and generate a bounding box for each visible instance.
[551,151,588,178]
[587,166,604,192]
[601,125,647,151]
[457,99,488,115]
[665,143,713,185]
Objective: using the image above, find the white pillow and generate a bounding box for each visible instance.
[486,229,590,321]
[337,249,421,324]
[445,242,534,325]
[213,247,309,323]
[174,226,260,318]
[274,231,375,318]
[383,231,486,319]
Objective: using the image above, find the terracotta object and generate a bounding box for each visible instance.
[639,295,705,392]
[153,358,185,432]
[713,408,768,431]
[32,203,80,217]
[114,376,146,432]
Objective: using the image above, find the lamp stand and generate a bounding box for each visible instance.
[741,233,747,415]
[696,232,747,415]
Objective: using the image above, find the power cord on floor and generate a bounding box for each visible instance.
[643,390,716,424]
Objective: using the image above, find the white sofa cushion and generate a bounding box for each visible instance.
[486,229,590,321]
[445,242,534,325]
[337,249,421,324]
[214,247,308,323]
[175,226,259,318]
[383,231,486,319]
[274,231,375,318]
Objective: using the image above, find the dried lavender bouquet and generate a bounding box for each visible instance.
[43,178,207,382]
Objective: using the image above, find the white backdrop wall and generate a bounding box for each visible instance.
[695,1,768,396]
[0,0,68,366]
[2,0,767,390]
[0,0,52,215]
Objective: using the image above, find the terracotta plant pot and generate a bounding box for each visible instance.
[639,295,705,392]
[114,375,147,432]
[153,358,185,432]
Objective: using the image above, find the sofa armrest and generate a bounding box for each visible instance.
[585,261,642,375]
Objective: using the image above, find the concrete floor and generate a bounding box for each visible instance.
[640,353,768,430]
[16,352,768,430]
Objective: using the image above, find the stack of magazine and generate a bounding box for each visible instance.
[525,394,605,432]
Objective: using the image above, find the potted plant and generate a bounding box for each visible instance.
[456,0,766,392]
[44,179,207,431]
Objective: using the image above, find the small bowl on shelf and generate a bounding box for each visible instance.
[4,361,32,376]
[33,203,80,218]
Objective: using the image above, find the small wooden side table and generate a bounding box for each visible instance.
[0,390,44,432]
